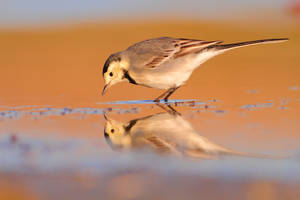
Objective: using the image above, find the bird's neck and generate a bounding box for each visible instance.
[123,70,137,84]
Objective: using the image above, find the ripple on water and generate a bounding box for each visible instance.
[240,102,273,110]
[0,106,141,120]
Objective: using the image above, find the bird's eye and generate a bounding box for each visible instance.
[111,129,115,133]
[109,72,113,77]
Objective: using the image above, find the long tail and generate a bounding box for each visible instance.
[186,138,289,159]
[210,38,289,51]
[221,148,289,159]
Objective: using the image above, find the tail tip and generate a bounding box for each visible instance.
[276,38,289,42]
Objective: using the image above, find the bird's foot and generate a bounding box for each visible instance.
[153,98,169,104]
[155,102,180,116]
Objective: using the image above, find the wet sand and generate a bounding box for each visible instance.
[0,20,300,199]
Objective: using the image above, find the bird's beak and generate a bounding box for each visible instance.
[102,83,111,96]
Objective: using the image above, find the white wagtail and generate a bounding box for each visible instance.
[102,37,288,102]
[103,108,281,158]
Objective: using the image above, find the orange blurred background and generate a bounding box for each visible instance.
[0,20,299,106]
[0,1,300,199]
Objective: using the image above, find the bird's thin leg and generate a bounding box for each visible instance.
[166,104,181,116]
[164,87,180,102]
[156,103,168,111]
[155,103,181,116]
[154,88,173,103]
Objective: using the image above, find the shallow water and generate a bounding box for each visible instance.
[0,98,300,199]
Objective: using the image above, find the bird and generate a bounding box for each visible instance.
[103,106,282,159]
[102,37,288,102]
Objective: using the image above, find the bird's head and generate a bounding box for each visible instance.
[102,52,129,95]
[103,113,131,150]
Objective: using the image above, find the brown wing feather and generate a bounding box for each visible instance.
[144,38,222,68]
[145,52,171,68]
[173,39,223,59]
[145,136,177,153]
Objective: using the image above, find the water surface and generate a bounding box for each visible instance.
[1,98,299,199]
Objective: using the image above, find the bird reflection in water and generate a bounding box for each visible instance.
[103,104,277,159]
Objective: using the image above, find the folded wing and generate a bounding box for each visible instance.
[127,37,222,69]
